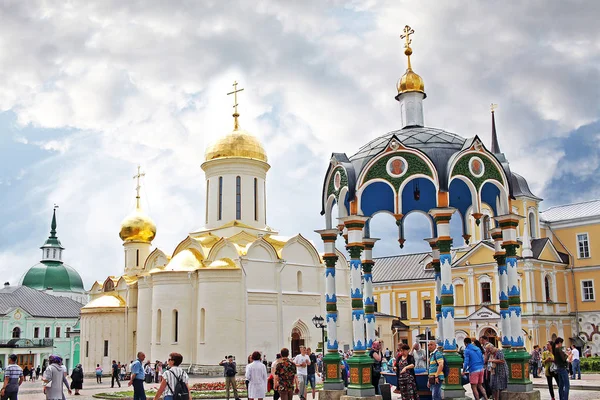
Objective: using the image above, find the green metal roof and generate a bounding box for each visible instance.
[21,261,85,293]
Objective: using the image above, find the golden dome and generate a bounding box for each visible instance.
[397,69,425,95]
[119,207,156,243]
[205,129,268,162]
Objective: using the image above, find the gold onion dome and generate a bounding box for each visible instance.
[397,25,425,96]
[205,129,268,162]
[119,207,157,243]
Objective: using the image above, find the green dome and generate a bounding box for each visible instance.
[21,261,85,293]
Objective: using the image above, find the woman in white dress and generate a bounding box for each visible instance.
[246,351,268,400]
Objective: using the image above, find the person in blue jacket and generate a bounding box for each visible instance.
[462,338,488,400]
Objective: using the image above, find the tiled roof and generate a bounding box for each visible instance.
[540,199,600,223]
[372,252,434,283]
[0,285,82,318]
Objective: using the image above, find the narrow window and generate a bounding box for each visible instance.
[45,327,50,338]
[136,249,140,267]
[254,178,258,221]
[529,212,536,238]
[46,249,50,258]
[66,327,71,337]
[545,276,552,302]
[483,216,491,240]
[423,299,432,319]
[104,340,109,357]
[374,302,378,312]
[200,308,206,342]
[205,180,210,224]
[582,280,595,301]
[481,282,492,303]
[53,249,56,258]
[156,309,162,343]
[297,271,303,292]
[12,327,21,339]
[400,301,408,320]
[236,176,241,220]
[577,234,590,258]
[86,341,89,358]
[173,310,179,343]
[34,327,40,338]
[218,177,223,220]
[56,327,61,338]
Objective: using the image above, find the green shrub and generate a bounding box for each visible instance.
[580,356,600,372]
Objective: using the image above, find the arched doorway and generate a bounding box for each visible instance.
[480,327,499,347]
[291,328,305,357]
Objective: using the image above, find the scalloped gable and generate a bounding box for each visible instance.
[246,237,280,261]
[144,248,169,271]
[453,241,496,267]
[206,238,241,263]
[172,236,208,260]
[281,234,322,265]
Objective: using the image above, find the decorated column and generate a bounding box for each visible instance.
[362,238,379,351]
[429,208,464,398]
[491,227,511,349]
[315,229,344,390]
[425,238,443,342]
[341,215,375,397]
[496,214,532,391]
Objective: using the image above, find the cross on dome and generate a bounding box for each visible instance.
[227,80,245,131]
[133,165,145,209]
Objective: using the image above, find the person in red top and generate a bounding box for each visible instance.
[274,348,298,400]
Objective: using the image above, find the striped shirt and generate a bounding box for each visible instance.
[163,367,189,396]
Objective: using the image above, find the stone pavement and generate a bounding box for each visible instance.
[15,374,600,400]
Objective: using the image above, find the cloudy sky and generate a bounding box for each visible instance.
[1,1,599,288]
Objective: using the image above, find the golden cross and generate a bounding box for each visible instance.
[400,25,414,50]
[227,80,245,130]
[490,103,498,113]
[133,165,145,208]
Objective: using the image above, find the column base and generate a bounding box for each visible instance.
[320,389,346,400]
[346,352,374,397]
[506,347,532,387]
[507,383,534,392]
[442,351,466,399]
[500,389,540,400]
[323,382,346,391]
[323,352,343,389]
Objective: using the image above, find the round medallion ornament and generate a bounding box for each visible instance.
[333,170,342,191]
[469,156,485,178]
[14,310,21,320]
[386,156,408,178]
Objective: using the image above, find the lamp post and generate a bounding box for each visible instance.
[312,315,326,352]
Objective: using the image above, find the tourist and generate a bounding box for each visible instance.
[23,366,29,382]
[385,347,391,359]
[542,342,559,400]
[219,355,240,400]
[96,364,103,384]
[128,351,147,400]
[157,361,164,383]
[530,345,541,378]
[120,363,126,381]
[43,355,72,400]
[1,354,24,400]
[111,360,121,388]
[369,340,383,395]
[71,363,84,395]
[271,353,282,400]
[552,337,570,400]
[293,345,311,400]
[306,347,317,399]
[153,352,189,400]
[36,365,41,380]
[427,340,443,400]
[29,366,35,381]
[410,343,427,372]
[570,345,580,380]
[478,337,493,398]
[145,362,154,383]
[462,338,487,400]
[395,344,419,400]
[154,361,160,383]
[583,346,591,358]
[274,348,298,400]
[488,346,508,400]
[246,351,268,400]
[341,355,349,387]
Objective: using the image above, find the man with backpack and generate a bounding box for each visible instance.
[219,356,240,400]
[153,352,189,400]
[427,340,444,400]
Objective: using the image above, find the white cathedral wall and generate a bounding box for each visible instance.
[196,269,245,365]
[136,281,152,356]
[81,311,126,374]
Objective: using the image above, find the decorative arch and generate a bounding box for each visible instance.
[449,175,479,216]
[103,277,116,292]
[401,210,436,240]
[144,248,169,271]
[528,210,537,239]
[400,176,437,215]
[246,237,280,261]
[358,180,396,217]
[324,195,337,230]
[172,236,207,260]
[479,180,509,217]
[325,165,349,204]
[12,326,21,339]
[206,238,240,263]
[281,234,322,266]
[543,272,553,303]
[291,319,311,343]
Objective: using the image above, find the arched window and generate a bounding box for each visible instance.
[200,308,206,343]
[173,310,179,343]
[481,282,492,303]
[218,177,223,220]
[12,327,20,339]
[136,249,140,267]
[236,176,241,220]
[529,212,536,239]
[205,180,210,224]
[156,309,162,343]
[254,178,258,221]
[483,215,491,240]
[46,249,50,258]
[545,275,552,302]
[297,271,303,292]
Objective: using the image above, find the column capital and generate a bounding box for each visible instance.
[494,213,524,227]
[315,229,340,241]
[428,207,456,223]
[340,215,369,228]
[424,237,438,249]
[362,237,379,248]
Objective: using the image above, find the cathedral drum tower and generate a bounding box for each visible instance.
[318,26,533,399]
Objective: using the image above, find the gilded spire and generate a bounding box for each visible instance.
[227,80,245,131]
[397,25,425,96]
[490,103,501,154]
[133,165,145,209]
[400,25,415,71]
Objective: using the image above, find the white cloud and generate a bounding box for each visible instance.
[0,1,599,286]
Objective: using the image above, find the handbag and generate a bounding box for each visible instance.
[549,363,558,374]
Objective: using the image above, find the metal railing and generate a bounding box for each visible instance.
[0,338,54,348]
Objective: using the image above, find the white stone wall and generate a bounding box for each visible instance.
[81,311,126,374]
